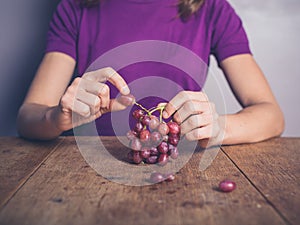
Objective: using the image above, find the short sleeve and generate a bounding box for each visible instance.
[210,0,251,64]
[45,0,81,60]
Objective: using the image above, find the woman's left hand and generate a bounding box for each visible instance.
[163,91,223,148]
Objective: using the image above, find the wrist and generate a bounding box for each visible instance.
[218,114,232,146]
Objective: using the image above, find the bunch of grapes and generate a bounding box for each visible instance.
[126,103,181,167]
[117,94,181,183]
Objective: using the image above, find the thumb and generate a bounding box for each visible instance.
[107,98,129,113]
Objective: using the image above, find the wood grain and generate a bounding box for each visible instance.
[222,137,300,225]
[0,137,64,209]
[0,137,286,225]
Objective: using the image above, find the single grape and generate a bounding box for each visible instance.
[133,151,143,164]
[162,135,168,142]
[150,172,165,183]
[146,155,158,164]
[130,138,142,151]
[126,130,138,140]
[141,115,151,126]
[139,129,150,143]
[132,109,144,121]
[167,121,181,134]
[150,131,162,145]
[149,147,159,156]
[158,154,169,166]
[158,123,169,136]
[140,147,151,159]
[158,141,169,154]
[134,122,144,133]
[164,173,175,182]
[127,150,134,162]
[168,135,179,146]
[168,145,179,159]
[117,94,135,106]
[219,180,236,192]
[149,115,160,131]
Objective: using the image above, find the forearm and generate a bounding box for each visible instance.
[221,102,284,145]
[17,103,63,141]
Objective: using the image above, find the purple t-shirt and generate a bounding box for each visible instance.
[46,0,251,135]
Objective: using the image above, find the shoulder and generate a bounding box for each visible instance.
[202,0,236,16]
[203,0,231,9]
[201,0,241,27]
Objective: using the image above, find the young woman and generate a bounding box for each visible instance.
[17,0,284,146]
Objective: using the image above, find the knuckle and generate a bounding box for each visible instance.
[94,96,101,107]
[199,92,208,100]
[178,91,187,99]
[60,95,70,107]
[103,67,115,76]
[173,112,181,123]
[73,77,81,85]
[183,102,192,112]
[100,84,109,95]
[65,85,74,95]
[188,116,196,127]
[185,133,193,141]
[193,130,201,140]
[82,106,90,116]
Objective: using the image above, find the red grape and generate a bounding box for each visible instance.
[150,172,165,183]
[149,116,160,130]
[140,147,151,159]
[164,173,175,182]
[146,155,158,164]
[167,121,180,134]
[168,135,179,146]
[158,123,169,135]
[127,150,134,162]
[126,130,137,140]
[141,115,151,126]
[162,135,168,142]
[132,109,144,121]
[130,138,142,151]
[158,141,169,154]
[158,154,169,166]
[133,151,143,164]
[139,129,150,143]
[169,145,179,159]
[149,147,159,156]
[150,131,162,145]
[219,180,236,192]
[134,122,143,133]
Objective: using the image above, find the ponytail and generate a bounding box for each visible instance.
[178,0,205,20]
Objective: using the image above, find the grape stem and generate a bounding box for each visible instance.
[134,102,150,114]
[134,101,165,122]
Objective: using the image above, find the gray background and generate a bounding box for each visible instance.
[0,0,299,137]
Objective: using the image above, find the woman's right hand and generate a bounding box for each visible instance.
[51,67,132,132]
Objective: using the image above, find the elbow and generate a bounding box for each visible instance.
[267,103,285,139]
[16,104,61,141]
[16,106,28,138]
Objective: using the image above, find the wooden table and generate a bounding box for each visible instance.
[0,137,299,225]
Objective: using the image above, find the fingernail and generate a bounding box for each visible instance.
[121,86,130,95]
[163,111,168,118]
